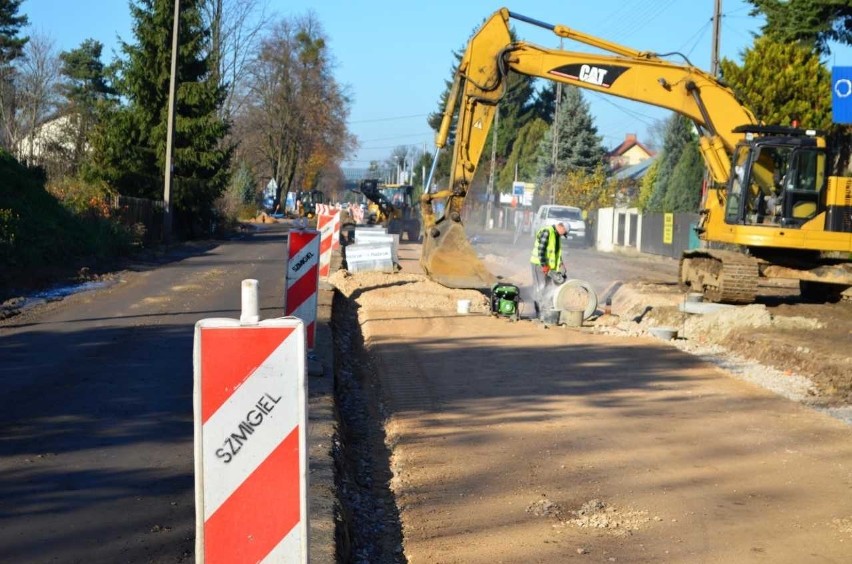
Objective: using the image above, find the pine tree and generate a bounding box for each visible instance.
[662,139,704,212]
[747,0,852,55]
[721,28,851,172]
[0,0,28,150]
[90,0,230,236]
[494,70,534,157]
[535,85,606,180]
[532,82,556,125]
[719,36,832,130]
[646,114,693,213]
[493,83,555,190]
[475,70,537,193]
[58,39,114,172]
[498,117,547,189]
[0,0,27,66]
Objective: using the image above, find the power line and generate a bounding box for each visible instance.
[596,0,645,30]
[357,141,431,151]
[685,22,712,59]
[611,0,678,41]
[726,4,752,16]
[358,131,434,143]
[348,112,429,124]
[588,92,658,127]
[677,20,712,54]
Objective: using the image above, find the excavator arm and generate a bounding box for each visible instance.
[421,7,758,289]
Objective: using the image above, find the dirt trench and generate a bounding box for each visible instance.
[332,287,405,563]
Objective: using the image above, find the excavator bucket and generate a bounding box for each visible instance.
[420,220,496,289]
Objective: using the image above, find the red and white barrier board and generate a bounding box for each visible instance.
[286,229,320,350]
[193,318,308,564]
[331,209,341,251]
[316,212,336,280]
[315,204,341,251]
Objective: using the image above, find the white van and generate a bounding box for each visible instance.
[531,205,586,245]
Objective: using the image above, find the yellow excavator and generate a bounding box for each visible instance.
[355,179,422,241]
[421,7,852,301]
[294,189,325,219]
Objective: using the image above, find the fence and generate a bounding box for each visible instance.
[639,212,700,258]
[112,195,164,246]
[595,207,700,258]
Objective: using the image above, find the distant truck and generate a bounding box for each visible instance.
[530,205,587,245]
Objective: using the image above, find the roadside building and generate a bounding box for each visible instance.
[607,133,655,172]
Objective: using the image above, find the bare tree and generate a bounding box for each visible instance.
[385,144,422,184]
[202,0,269,121]
[9,32,61,164]
[236,12,355,206]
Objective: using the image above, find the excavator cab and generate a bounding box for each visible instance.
[722,126,827,229]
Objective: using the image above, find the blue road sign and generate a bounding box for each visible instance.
[832,67,852,124]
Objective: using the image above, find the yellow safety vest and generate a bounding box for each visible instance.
[530,226,562,269]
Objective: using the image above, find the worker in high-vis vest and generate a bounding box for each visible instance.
[530,222,568,315]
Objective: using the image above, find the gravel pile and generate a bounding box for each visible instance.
[329,270,489,313]
[565,499,650,537]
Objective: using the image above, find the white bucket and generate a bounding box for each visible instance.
[457,299,471,314]
[560,308,584,327]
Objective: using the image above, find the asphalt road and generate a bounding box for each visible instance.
[0,225,289,563]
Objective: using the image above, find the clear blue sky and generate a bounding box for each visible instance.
[20,0,852,172]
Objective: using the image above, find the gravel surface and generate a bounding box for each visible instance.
[593,282,852,424]
[329,252,852,563]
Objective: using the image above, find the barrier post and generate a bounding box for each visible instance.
[316,213,335,280]
[331,209,341,251]
[193,282,308,564]
[286,229,320,350]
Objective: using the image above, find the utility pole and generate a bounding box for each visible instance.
[422,141,427,192]
[710,0,722,77]
[163,0,180,243]
[486,106,499,229]
[549,82,561,205]
[549,39,563,205]
[701,0,723,252]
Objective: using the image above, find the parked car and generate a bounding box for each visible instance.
[531,204,586,245]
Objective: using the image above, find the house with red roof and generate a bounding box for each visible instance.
[607,133,655,171]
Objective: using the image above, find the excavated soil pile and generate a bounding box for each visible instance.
[329,270,489,313]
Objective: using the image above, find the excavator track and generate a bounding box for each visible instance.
[679,250,759,304]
